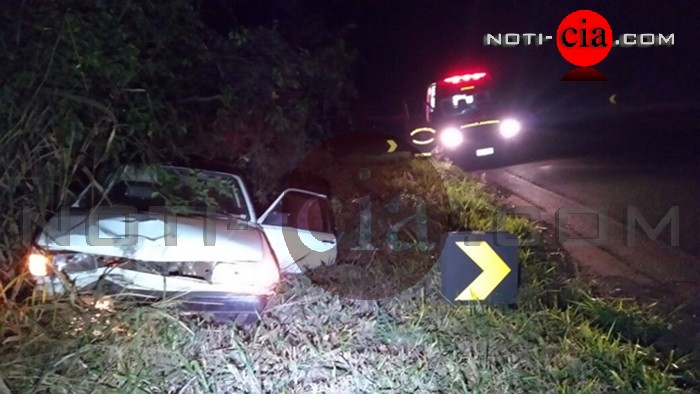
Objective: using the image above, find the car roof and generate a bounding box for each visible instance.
[120,165,241,183]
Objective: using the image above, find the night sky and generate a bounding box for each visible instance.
[204,1,697,117]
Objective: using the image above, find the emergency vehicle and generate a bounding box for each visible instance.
[407,70,528,162]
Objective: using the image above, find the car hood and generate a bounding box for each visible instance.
[35,211,264,263]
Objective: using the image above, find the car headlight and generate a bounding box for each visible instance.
[27,250,98,277]
[439,127,464,148]
[211,236,279,294]
[28,252,50,276]
[499,119,521,139]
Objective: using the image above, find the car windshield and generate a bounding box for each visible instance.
[77,167,250,219]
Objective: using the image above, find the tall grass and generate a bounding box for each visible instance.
[0,271,687,392]
[0,81,173,294]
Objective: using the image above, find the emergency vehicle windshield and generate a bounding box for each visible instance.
[437,91,492,117]
[425,72,496,122]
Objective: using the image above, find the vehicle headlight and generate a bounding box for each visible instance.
[211,237,279,294]
[439,127,464,148]
[27,250,98,277]
[28,252,50,276]
[499,119,521,139]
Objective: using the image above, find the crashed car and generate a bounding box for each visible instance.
[27,165,337,323]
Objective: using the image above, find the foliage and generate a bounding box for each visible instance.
[198,24,356,201]
[0,0,356,276]
[0,0,213,277]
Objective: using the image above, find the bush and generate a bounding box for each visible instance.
[0,1,355,279]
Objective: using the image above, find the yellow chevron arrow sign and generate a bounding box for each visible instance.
[454,241,511,301]
[386,139,398,153]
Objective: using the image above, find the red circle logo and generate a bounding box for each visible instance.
[557,10,612,67]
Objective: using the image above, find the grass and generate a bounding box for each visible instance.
[0,157,695,393]
[0,273,685,393]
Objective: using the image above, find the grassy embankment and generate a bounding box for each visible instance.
[0,158,693,393]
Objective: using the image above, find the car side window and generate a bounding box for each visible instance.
[263,191,333,233]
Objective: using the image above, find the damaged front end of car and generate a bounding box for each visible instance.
[27,241,280,322]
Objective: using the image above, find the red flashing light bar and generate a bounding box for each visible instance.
[443,72,487,84]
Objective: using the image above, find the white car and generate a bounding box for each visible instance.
[27,165,337,323]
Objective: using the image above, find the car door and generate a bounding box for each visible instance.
[258,188,337,274]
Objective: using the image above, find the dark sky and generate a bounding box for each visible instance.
[204,1,698,113]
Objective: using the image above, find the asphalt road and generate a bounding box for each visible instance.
[482,154,700,301]
[481,104,699,254]
[486,156,700,258]
[472,106,700,354]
